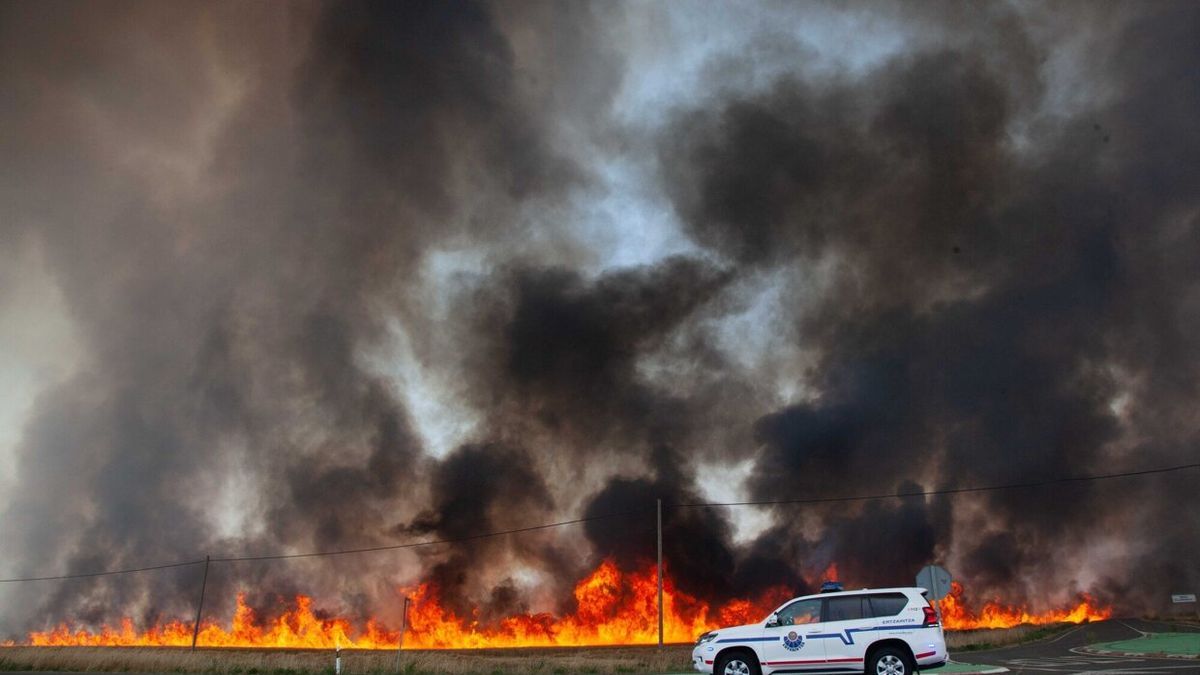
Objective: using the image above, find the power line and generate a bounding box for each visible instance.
[0,509,645,584]
[671,462,1200,508]
[0,559,207,583]
[1,462,1194,583]
[210,509,648,563]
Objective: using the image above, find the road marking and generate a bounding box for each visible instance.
[1046,624,1085,644]
[1066,646,1158,659]
[1129,619,1200,633]
[1001,655,1160,672]
[1089,662,1200,667]
[1007,656,1144,665]
[1119,619,1151,637]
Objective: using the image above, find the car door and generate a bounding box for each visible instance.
[818,595,873,669]
[760,598,826,672]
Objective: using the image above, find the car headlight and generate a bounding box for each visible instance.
[696,632,718,645]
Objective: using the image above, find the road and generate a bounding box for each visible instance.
[957,618,1199,674]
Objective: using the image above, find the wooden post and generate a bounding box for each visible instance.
[191,555,210,652]
[394,596,410,672]
[657,499,663,647]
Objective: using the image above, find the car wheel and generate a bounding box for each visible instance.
[715,650,761,675]
[868,646,912,675]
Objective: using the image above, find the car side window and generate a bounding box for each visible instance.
[866,593,908,618]
[777,599,822,626]
[824,596,866,622]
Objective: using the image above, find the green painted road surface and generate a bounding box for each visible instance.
[1090,631,1200,656]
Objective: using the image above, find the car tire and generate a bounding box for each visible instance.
[714,650,762,675]
[867,646,914,675]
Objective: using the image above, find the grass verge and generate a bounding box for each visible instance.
[0,645,693,675]
[945,622,1077,652]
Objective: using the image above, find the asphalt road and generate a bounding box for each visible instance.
[957,618,1199,674]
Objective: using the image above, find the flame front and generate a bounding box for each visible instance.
[25,560,789,648]
[28,593,398,649]
[24,564,1113,648]
[938,581,1112,630]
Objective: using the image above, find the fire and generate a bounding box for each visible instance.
[25,560,790,648]
[28,593,399,649]
[822,562,839,582]
[21,566,1113,648]
[938,581,1112,630]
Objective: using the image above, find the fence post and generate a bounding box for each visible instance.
[191,555,210,651]
[657,498,663,647]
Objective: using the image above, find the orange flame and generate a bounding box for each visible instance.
[822,562,839,582]
[938,581,1112,630]
[25,560,791,648]
[22,566,1113,648]
[27,593,399,649]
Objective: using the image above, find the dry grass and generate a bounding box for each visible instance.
[0,645,695,675]
[0,625,1078,674]
[945,622,1077,651]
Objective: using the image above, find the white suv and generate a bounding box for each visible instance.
[691,587,946,675]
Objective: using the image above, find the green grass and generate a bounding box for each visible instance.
[0,645,693,675]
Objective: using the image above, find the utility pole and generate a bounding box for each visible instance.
[394,596,410,673]
[191,555,210,652]
[656,498,663,647]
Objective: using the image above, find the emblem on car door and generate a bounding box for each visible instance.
[782,631,804,651]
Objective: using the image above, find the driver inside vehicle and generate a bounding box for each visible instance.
[776,598,821,626]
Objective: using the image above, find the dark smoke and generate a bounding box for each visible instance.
[657,1,1200,608]
[1,0,1197,638]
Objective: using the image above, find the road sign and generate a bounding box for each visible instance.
[916,565,953,600]
[1171,593,1196,603]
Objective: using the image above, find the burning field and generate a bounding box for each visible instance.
[13,563,1109,649]
[1,0,1197,657]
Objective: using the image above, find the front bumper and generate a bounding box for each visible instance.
[691,644,715,673]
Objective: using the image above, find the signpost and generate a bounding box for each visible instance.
[916,565,952,625]
[916,565,953,600]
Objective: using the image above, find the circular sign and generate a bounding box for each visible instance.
[916,565,953,600]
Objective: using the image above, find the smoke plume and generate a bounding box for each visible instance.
[0,0,1197,636]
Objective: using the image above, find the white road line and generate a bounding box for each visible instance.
[1131,619,1200,632]
[1119,619,1152,637]
[1046,624,1085,644]
[1069,645,1133,657]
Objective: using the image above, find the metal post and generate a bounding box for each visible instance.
[191,555,210,652]
[394,596,410,672]
[657,498,663,647]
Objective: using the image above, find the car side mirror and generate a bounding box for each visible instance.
[765,613,780,628]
